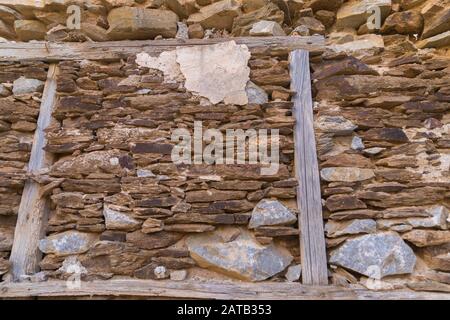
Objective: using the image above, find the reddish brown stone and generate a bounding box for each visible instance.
[325,194,367,212]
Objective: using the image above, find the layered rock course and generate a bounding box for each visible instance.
[0,61,48,280]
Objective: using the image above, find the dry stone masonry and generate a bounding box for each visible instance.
[0,0,449,293]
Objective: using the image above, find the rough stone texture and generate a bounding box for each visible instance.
[12,77,44,95]
[187,0,241,31]
[107,7,178,40]
[285,264,301,282]
[135,50,182,83]
[329,232,416,279]
[14,20,46,41]
[320,167,375,182]
[246,81,268,104]
[336,0,392,29]
[0,61,47,281]
[232,2,284,36]
[186,228,293,281]
[402,230,450,247]
[1,0,448,290]
[39,231,98,257]
[325,219,377,238]
[176,41,250,105]
[103,205,140,231]
[249,20,285,36]
[249,199,297,228]
[316,116,357,135]
[381,11,424,35]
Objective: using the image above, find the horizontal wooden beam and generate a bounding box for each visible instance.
[0,36,325,62]
[0,280,449,300]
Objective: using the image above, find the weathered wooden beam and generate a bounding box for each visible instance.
[7,64,59,282]
[0,36,325,62]
[0,279,449,300]
[290,50,328,285]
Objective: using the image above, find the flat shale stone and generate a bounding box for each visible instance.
[325,219,377,237]
[107,7,178,40]
[316,116,357,135]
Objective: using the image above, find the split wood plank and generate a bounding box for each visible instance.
[0,280,449,300]
[0,36,325,62]
[7,64,59,282]
[290,49,328,285]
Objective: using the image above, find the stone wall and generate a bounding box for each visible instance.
[37,41,302,282]
[0,61,48,280]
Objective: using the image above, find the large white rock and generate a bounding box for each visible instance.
[330,232,416,279]
[103,205,140,231]
[186,227,293,281]
[176,41,251,105]
[321,167,375,182]
[39,231,98,257]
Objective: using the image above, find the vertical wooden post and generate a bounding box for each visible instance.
[290,50,328,285]
[8,64,58,282]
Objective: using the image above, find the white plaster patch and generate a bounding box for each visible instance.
[175,41,251,105]
[135,50,183,83]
